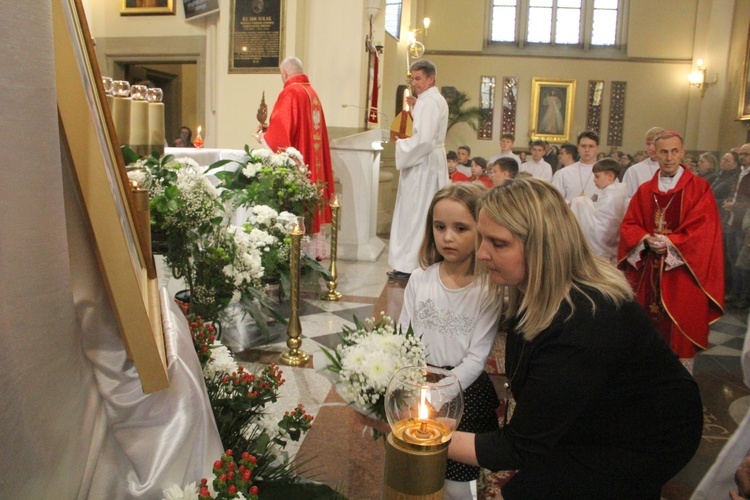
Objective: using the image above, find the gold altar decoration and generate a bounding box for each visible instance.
[321,194,342,301]
[280,216,309,366]
[383,366,464,499]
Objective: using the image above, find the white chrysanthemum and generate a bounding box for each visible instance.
[285,147,304,164]
[204,342,239,377]
[161,482,199,500]
[242,162,263,179]
[248,148,272,161]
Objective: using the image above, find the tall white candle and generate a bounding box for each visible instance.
[148,102,165,153]
[111,97,131,145]
[129,99,149,151]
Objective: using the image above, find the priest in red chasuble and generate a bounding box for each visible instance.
[260,56,335,255]
[618,132,724,359]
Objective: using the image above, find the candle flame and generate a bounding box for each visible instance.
[418,387,428,421]
[330,193,340,207]
[197,125,202,134]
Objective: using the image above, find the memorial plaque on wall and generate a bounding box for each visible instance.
[183,0,219,20]
[229,0,285,73]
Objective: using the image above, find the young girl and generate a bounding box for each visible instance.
[398,182,500,500]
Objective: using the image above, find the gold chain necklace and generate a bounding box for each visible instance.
[653,193,677,235]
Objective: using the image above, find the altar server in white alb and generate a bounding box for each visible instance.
[552,130,600,203]
[388,59,449,280]
[570,158,628,264]
[520,140,553,181]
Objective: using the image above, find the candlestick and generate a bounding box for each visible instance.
[126,164,154,278]
[321,194,342,301]
[383,366,464,499]
[193,125,204,148]
[281,216,309,366]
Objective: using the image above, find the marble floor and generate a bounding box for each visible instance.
[158,241,750,499]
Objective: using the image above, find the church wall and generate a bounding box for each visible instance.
[719,1,750,151]
[83,0,375,149]
[81,0,748,154]
[429,54,690,158]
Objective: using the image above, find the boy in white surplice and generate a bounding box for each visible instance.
[571,158,628,264]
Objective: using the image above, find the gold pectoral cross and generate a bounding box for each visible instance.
[654,209,672,235]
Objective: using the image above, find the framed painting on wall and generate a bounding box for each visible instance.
[739,28,750,120]
[120,0,175,16]
[530,78,576,143]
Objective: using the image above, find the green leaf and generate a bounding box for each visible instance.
[120,145,140,164]
[207,158,239,172]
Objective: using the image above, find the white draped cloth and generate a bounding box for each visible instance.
[570,182,627,264]
[389,86,449,274]
[692,327,750,498]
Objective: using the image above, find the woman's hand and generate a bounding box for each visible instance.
[354,411,391,435]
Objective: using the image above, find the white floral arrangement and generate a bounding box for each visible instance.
[210,147,321,221]
[320,315,427,424]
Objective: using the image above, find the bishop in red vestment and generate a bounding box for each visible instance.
[262,57,335,235]
[618,133,723,358]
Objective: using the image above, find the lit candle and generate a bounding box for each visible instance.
[330,193,340,208]
[403,88,411,113]
[193,125,204,148]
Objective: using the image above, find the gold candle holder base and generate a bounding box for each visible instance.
[321,289,342,301]
[383,433,448,499]
[280,349,309,366]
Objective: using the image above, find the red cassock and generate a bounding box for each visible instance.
[618,169,724,358]
[264,73,335,233]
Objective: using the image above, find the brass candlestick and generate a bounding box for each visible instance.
[281,217,309,366]
[322,194,342,301]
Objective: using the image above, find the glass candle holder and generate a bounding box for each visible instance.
[385,366,464,447]
[101,76,113,95]
[126,163,153,191]
[112,80,131,97]
[130,84,148,101]
[147,87,163,103]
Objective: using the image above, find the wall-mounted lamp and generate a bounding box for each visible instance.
[688,59,718,98]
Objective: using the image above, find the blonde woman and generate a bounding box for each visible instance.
[447,178,702,499]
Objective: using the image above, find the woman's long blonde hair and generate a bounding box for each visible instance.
[479,178,633,340]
